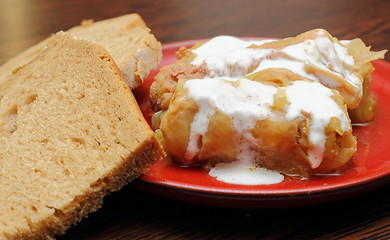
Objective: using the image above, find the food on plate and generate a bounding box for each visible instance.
[158,71,357,177]
[0,13,161,89]
[0,32,164,239]
[150,29,386,179]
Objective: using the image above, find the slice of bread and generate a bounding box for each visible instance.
[0,13,161,89]
[0,31,164,239]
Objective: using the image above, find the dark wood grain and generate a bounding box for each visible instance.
[0,0,389,239]
[0,0,389,65]
[57,184,390,240]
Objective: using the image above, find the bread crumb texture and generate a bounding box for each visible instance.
[0,32,163,239]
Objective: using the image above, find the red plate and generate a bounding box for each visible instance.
[132,39,390,208]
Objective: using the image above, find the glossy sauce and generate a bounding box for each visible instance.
[184,78,277,160]
[284,81,350,168]
[182,33,355,185]
[208,161,284,185]
[192,31,361,101]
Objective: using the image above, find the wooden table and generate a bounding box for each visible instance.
[1,0,389,239]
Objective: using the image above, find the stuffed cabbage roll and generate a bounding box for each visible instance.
[150,29,386,178]
[155,69,357,177]
[150,29,386,123]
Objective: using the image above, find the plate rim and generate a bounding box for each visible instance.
[138,171,390,196]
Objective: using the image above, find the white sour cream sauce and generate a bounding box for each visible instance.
[185,78,276,160]
[192,32,360,96]
[183,33,353,185]
[184,78,285,185]
[284,81,350,168]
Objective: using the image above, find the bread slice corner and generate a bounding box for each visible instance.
[67,13,162,89]
[0,13,162,89]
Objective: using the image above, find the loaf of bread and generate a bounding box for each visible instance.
[0,31,164,239]
[0,13,161,89]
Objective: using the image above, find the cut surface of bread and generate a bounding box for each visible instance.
[0,31,164,239]
[0,13,161,89]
